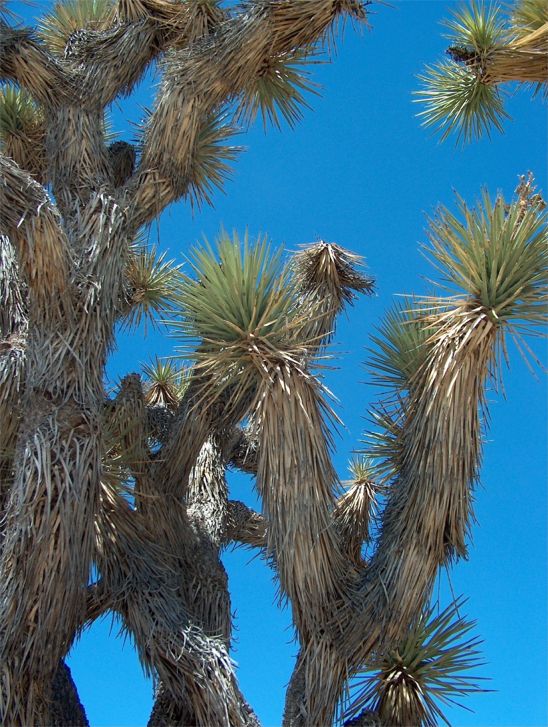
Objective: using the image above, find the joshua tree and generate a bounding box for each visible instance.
[416,0,547,141]
[0,1,546,726]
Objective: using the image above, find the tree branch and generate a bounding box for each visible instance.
[62,0,226,108]
[96,482,252,727]
[0,23,74,106]
[107,373,152,506]
[126,0,369,226]
[0,155,70,304]
[49,662,89,727]
[225,500,267,550]
[333,478,377,566]
[227,426,259,475]
[343,307,498,664]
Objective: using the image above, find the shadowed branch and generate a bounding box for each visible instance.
[225,500,267,549]
[0,155,70,305]
[0,23,73,106]
[127,0,370,226]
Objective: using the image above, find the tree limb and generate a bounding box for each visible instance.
[0,23,74,106]
[224,500,267,550]
[0,155,70,304]
[107,373,152,507]
[49,662,89,727]
[96,482,252,727]
[126,0,370,226]
[227,426,259,475]
[62,0,227,108]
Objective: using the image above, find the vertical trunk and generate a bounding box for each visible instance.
[0,191,129,724]
[0,326,104,724]
[0,236,26,513]
[49,662,89,727]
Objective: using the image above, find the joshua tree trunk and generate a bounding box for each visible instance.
[0,1,546,726]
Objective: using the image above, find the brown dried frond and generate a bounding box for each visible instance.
[0,156,70,303]
[293,240,374,305]
[2,21,80,108]
[484,20,548,84]
[292,240,374,348]
[354,304,496,657]
[335,458,380,565]
[225,500,267,549]
[0,85,46,182]
[255,359,351,634]
[0,399,101,723]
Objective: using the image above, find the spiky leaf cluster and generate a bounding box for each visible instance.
[237,50,320,129]
[335,457,380,561]
[187,113,241,208]
[426,186,548,331]
[511,0,548,37]
[142,358,189,410]
[416,1,548,142]
[443,1,509,51]
[368,300,434,391]
[290,240,374,349]
[416,60,509,143]
[415,1,511,143]
[173,231,309,411]
[38,0,114,57]
[123,246,184,330]
[348,599,486,727]
[0,85,46,180]
[292,240,374,306]
[0,85,42,139]
[365,178,547,489]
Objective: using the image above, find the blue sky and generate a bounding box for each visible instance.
[11,1,548,725]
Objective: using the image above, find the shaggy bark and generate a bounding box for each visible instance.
[49,663,89,727]
[1,1,543,726]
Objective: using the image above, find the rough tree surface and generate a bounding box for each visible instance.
[0,1,546,726]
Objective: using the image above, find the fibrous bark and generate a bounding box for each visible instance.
[1,2,544,726]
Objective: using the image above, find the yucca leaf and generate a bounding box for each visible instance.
[511,0,548,37]
[174,230,299,351]
[142,357,189,410]
[38,0,114,56]
[335,456,382,560]
[0,85,43,138]
[123,246,184,330]
[425,184,548,330]
[368,299,435,391]
[347,598,488,727]
[442,1,508,51]
[415,1,547,141]
[347,455,377,485]
[0,85,46,180]
[290,240,374,350]
[415,60,509,143]
[171,230,310,414]
[187,113,241,208]
[237,49,321,130]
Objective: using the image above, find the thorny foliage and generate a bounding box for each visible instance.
[0,1,546,726]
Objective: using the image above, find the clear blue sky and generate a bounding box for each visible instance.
[12,1,548,725]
